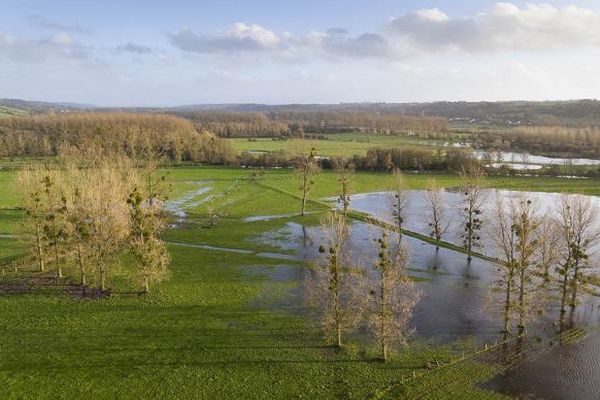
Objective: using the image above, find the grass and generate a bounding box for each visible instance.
[0,106,28,118]
[228,133,444,157]
[2,164,599,398]
[0,215,505,399]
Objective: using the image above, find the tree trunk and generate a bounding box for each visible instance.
[334,264,342,348]
[334,294,342,348]
[144,276,150,293]
[518,268,525,331]
[381,276,387,362]
[100,270,106,291]
[467,212,473,262]
[396,197,403,246]
[54,239,62,278]
[301,176,307,216]
[570,260,580,311]
[503,274,512,334]
[77,243,86,285]
[560,265,569,314]
[35,224,45,272]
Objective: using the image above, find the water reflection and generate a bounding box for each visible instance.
[255,189,600,399]
[258,220,502,343]
[346,189,600,257]
[486,330,600,400]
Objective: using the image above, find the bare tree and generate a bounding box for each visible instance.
[127,186,170,293]
[142,157,172,206]
[491,194,545,335]
[309,212,364,348]
[334,158,353,216]
[459,164,485,261]
[424,179,447,250]
[536,218,562,284]
[63,165,94,285]
[249,167,265,182]
[368,231,421,362]
[390,168,408,245]
[512,198,542,334]
[205,206,223,228]
[556,195,600,315]
[295,147,319,216]
[17,167,49,272]
[41,172,69,278]
[489,194,519,335]
[87,162,132,291]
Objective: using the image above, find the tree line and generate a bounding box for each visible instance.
[17,156,171,293]
[239,146,479,173]
[491,125,600,159]
[0,113,235,164]
[175,110,447,138]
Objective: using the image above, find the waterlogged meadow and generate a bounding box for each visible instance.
[1,165,600,399]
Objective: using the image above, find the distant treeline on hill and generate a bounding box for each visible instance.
[400,99,600,127]
[239,147,477,173]
[173,111,448,138]
[0,113,235,163]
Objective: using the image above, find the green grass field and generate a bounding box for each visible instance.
[1,166,598,398]
[228,133,445,157]
[0,106,28,118]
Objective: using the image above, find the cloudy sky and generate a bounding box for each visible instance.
[2,0,600,106]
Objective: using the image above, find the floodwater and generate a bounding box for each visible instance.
[346,189,600,257]
[485,330,600,400]
[165,182,600,399]
[254,189,600,399]
[256,218,579,343]
[475,150,600,169]
[164,182,212,221]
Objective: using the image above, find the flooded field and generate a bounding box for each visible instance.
[346,189,600,256]
[164,181,600,399]
[485,329,600,400]
[475,150,600,168]
[251,188,600,399]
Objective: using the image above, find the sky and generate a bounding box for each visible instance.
[2,0,600,106]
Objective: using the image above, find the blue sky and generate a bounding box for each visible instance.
[2,1,600,106]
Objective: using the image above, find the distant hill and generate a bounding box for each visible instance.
[0,98,91,115]
[3,98,600,126]
[167,100,600,126]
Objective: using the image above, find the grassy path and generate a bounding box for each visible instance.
[256,181,498,263]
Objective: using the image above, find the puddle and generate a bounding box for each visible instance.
[243,212,317,223]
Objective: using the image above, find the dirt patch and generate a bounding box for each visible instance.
[0,271,111,299]
[64,285,111,300]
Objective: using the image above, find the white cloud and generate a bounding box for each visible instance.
[170,3,600,61]
[170,22,401,61]
[0,32,88,63]
[5,2,600,105]
[170,23,282,53]
[387,3,600,52]
[307,29,393,59]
